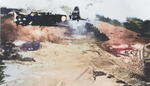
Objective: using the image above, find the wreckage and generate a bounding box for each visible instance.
[0,41,41,60]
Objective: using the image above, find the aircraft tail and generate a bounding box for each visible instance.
[69,6,80,20]
[69,6,87,21]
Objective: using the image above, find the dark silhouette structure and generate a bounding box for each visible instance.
[69,6,87,21]
[20,41,40,51]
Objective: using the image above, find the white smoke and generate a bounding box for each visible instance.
[68,21,88,35]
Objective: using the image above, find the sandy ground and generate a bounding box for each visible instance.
[1,41,147,86]
[1,42,130,86]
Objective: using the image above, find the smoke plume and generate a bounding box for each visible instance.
[1,15,67,42]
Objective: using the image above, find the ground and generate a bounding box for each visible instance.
[1,42,146,86]
[1,16,150,86]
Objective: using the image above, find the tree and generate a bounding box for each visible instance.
[143,20,150,34]
[123,17,150,37]
[96,14,150,37]
[112,19,122,26]
[123,17,143,33]
[96,14,122,27]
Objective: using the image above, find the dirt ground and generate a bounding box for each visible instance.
[1,41,146,86]
[94,21,150,48]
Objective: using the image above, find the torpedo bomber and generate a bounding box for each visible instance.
[13,6,87,26]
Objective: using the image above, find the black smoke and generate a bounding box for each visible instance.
[85,23,109,41]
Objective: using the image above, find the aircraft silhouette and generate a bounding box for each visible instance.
[13,6,87,26]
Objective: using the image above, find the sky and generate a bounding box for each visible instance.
[1,0,150,22]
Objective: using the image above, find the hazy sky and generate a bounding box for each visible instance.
[1,0,150,22]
